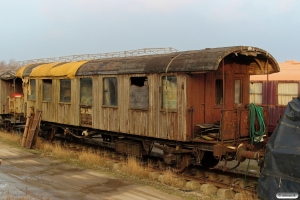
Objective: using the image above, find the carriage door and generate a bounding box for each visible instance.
[80,78,93,127]
[234,76,249,137]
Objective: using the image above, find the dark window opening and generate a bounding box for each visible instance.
[130,77,148,87]
[130,77,149,109]
[42,79,52,102]
[60,79,71,103]
[215,79,223,105]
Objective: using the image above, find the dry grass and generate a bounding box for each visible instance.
[161,169,176,185]
[39,141,54,152]
[34,137,44,149]
[78,151,107,167]
[121,157,149,178]
[0,131,22,145]
[0,131,215,200]
[0,131,179,184]
[0,131,174,179]
[52,144,75,158]
[0,131,194,196]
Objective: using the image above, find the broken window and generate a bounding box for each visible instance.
[235,79,242,104]
[27,79,36,101]
[60,79,71,103]
[42,79,52,102]
[215,79,223,105]
[250,82,262,104]
[80,78,93,105]
[162,76,177,110]
[103,77,118,106]
[130,77,149,110]
[278,82,298,105]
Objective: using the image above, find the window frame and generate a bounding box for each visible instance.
[161,75,178,111]
[42,79,53,102]
[102,77,118,107]
[234,79,243,105]
[215,78,224,106]
[277,81,299,106]
[59,79,71,103]
[129,76,149,110]
[80,78,93,105]
[250,81,263,105]
[27,79,36,101]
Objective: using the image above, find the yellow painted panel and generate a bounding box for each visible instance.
[30,61,88,78]
[30,62,61,77]
[50,61,88,78]
[15,64,31,78]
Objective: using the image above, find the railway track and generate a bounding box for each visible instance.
[54,137,259,199]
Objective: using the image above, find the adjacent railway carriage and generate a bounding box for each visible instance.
[0,70,23,129]
[250,60,300,133]
[15,46,279,171]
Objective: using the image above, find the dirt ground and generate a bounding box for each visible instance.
[0,142,185,200]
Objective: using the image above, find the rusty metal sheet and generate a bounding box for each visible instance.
[267,105,285,133]
[75,46,279,76]
[253,80,300,132]
[22,63,44,77]
[221,110,237,140]
[239,110,249,137]
[0,71,16,80]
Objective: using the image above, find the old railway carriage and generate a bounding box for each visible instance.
[0,69,23,129]
[16,46,279,171]
[250,60,300,133]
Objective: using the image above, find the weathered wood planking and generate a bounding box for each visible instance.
[22,73,189,141]
[0,79,14,114]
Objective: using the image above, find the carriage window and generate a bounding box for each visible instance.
[103,77,118,106]
[60,79,71,103]
[27,79,36,101]
[162,76,177,109]
[235,79,242,104]
[250,82,262,104]
[80,78,93,105]
[130,77,149,110]
[278,83,298,105]
[42,79,52,102]
[215,79,223,104]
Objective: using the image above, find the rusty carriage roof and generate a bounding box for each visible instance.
[16,46,279,78]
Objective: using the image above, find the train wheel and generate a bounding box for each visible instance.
[173,154,191,173]
[200,151,219,169]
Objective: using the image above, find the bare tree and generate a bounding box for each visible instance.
[0,59,19,73]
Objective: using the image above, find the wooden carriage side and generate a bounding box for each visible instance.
[16,46,279,143]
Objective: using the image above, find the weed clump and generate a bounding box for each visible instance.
[0,131,21,145]
[122,157,148,178]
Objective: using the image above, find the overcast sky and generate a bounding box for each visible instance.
[0,0,299,62]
